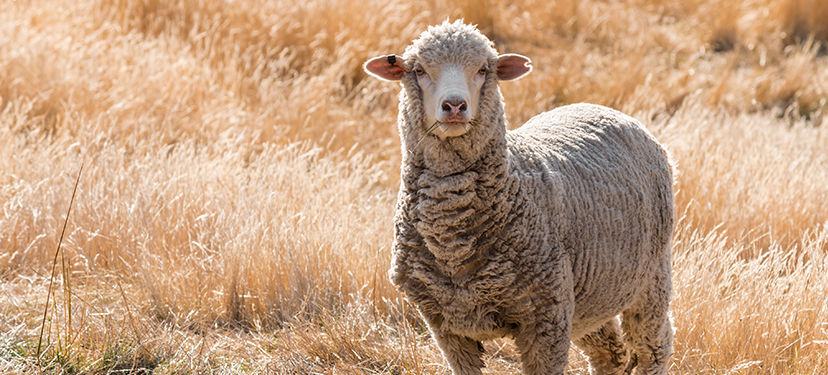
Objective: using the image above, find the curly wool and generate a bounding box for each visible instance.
[389,21,674,375]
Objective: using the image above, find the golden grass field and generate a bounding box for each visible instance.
[1,0,827,373]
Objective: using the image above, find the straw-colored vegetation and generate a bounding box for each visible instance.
[1,0,826,373]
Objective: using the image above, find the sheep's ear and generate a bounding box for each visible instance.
[496,54,532,81]
[364,54,406,81]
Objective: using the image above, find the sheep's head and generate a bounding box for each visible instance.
[364,20,531,140]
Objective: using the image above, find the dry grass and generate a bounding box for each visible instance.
[1,0,827,373]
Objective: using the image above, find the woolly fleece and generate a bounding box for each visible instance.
[387,21,675,375]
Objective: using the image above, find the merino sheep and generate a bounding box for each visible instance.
[364,20,674,375]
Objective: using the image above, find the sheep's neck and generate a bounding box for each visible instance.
[405,133,516,271]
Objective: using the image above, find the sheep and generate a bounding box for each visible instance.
[363,20,674,375]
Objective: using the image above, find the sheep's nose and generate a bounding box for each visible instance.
[441,96,467,114]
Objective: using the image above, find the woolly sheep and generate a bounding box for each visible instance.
[364,20,675,375]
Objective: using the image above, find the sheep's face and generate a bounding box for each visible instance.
[363,20,532,140]
[413,59,488,138]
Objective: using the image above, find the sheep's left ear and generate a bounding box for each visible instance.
[364,54,407,81]
[496,54,532,81]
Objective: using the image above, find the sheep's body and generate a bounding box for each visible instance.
[368,21,674,375]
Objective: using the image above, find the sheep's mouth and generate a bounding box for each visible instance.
[438,121,469,135]
[418,119,479,145]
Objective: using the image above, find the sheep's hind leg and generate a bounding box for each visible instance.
[621,267,673,375]
[574,317,631,375]
[433,331,485,375]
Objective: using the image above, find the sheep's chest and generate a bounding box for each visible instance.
[400,167,525,338]
[405,247,524,340]
[438,282,520,340]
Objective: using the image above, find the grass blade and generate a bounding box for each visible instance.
[36,163,84,369]
[416,121,443,147]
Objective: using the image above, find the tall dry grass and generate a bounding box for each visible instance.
[1,0,827,373]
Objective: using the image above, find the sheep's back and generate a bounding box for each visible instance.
[506,103,674,335]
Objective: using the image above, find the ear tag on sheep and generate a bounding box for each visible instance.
[364,54,406,81]
[496,54,533,81]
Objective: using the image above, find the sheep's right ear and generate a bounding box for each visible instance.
[364,55,406,81]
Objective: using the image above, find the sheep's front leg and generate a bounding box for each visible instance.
[432,329,485,375]
[514,314,572,375]
[514,262,575,375]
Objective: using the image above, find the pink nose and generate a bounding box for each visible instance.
[441,96,467,115]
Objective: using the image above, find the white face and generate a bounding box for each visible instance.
[413,60,488,138]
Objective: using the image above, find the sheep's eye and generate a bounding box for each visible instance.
[414,67,425,76]
[478,67,488,75]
